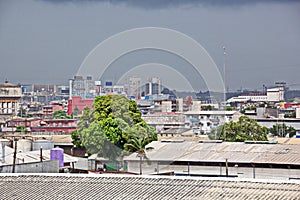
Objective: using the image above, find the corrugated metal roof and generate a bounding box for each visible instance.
[0,174,299,199]
[125,141,300,165]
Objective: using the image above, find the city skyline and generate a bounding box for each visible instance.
[0,0,300,91]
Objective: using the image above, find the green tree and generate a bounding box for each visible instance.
[284,112,296,118]
[78,95,157,160]
[269,123,296,138]
[72,106,80,117]
[124,131,154,175]
[77,106,95,133]
[209,116,268,142]
[17,107,32,118]
[226,106,232,111]
[15,125,26,132]
[80,121,122,159]
[71,130,84,148]
[52,110,72,119]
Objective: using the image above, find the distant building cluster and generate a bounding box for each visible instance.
[0,78,300,179]
[0,79,299,137]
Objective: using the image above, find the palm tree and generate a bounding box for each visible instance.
[124,135,152,175]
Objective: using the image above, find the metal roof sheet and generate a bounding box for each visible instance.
[125,141,300,165]
[0,174,299,200]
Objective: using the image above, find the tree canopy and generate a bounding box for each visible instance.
[209,116,268,142]
[76,95,157,160]
[269,123,296,138]
[52,110,72,119]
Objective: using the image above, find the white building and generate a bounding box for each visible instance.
[184,110,238,134]
[267,87,284,102]
[227,87,284,103]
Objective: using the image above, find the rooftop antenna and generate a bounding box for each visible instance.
[223,46,226,141]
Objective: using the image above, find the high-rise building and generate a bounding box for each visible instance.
[145,77,162,96]
[128,77,141,98]
[69,76,95,99]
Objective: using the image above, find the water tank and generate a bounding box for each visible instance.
[13,139,32,153]
[50,147,64,167]
[32,140,54,151]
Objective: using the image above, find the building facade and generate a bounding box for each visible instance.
[69,76,96,99]
[0,82,22,126]
[128,77,141,98]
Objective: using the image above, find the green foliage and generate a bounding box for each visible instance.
[124,123,157,153]
[209,116,268,142]
[77,95,157,160]
[71,130,84,148]
[202,105,215,111]
[72,106,80,117]
[17,107,32,118]
[52,110,72,119]
[77,106,95,133]
[226,106,232,111]
[81,121,122,159]
[269,123,296,138]
[15,125,26,132]
[284,112,296,118]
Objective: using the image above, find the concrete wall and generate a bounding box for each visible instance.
[0,160,59,173]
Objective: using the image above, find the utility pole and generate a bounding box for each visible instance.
[1,142,5,164]
[223,46,227,141]
[252,163,256,179]
[12,138,18,173]
[40,146,43,162]
[225,158,229,177]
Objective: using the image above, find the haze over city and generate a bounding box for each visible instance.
[0,0,300,91]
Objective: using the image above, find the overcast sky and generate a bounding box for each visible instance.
[0,0,299,91]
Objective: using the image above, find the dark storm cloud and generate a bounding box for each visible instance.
[41,0,300,8]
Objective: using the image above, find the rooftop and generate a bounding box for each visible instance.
[0,174,299,199]
[125,141,300,165]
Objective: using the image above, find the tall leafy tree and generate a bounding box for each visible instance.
[77,95,157,160]
[77,106,95,133]
[209,116,268,142]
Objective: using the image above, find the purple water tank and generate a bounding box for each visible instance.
[50,146,64,167]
